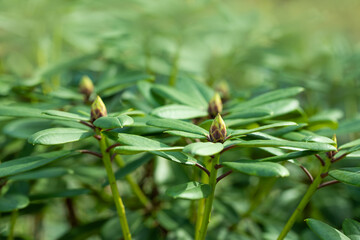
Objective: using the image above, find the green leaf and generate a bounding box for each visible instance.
[222,160,289,177]
[8,167,71,181]
[114,145,183,155]
[104,132,171,148]
[30,188,90,200]
[225,108,272,119]
[176,77,213,106]
[261,99,301,117]
[165,181,211,200]
[0,106,44,118]
[29,128,93,145]
[3,119,52,139]
[183,142,223,156]
[154,151,199,166]
[42,110,89,121]
[340,139,360,150]
[0,194,30,212]
[259,150,317,162]
[151,104,207,119]
[151,84,204,108]
[227,140,336,151]
[0,150,75,178]
[228,122,297,138]
[165,130,206,139]
[306,218,350,240]
[329,168,360,187]
[93,115,134,129]
[147,119,208,136]
[282,131,335,144]
[343,219,360,237]
[229,87,304,111]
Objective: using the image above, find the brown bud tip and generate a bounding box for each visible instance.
[79,76,94,97]
[209,113,227,143]
[90,96,107,122]
[208,92,223,118]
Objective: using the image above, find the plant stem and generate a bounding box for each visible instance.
[113,155,151,209]
[195,160,209,240]
[277,158,331,240]
[7,210,18,240]
[198,154,220,240]
[99,132,132,240]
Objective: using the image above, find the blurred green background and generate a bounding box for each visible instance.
[1,0,359,113]
[1,0,360,239]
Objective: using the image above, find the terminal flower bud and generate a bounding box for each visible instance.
[215,81,230,102]
[79,76,94,98]
[90,96,107,122]
[209,113,227,143]
[208,93,223,118]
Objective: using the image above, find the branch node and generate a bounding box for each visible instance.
[195,163,210,176]
[216,170,233,183]
[299,165,314,183]
[315,154,325,166]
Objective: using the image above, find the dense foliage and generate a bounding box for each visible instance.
[0,1,360,240]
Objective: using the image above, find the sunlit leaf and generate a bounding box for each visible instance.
[29,128,93,145]
[306,218,350,240]
[165,181,211,200]
[183,142,223,156]
[222,160,289,177]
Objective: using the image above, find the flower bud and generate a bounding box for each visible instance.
[90,96,107,122]
[215,81,230,102]
[209,113,227,143]
[79,76,94,97]
[208,93,223,118]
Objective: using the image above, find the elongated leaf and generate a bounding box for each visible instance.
[223,160,289,177]
[225,108,272,119]
[261,99,301,117]
[229,87,304,111]
[343,219,360,237]
[329,168,360,187]
[340,139,360,150]
[228,122,297,138]
[114,146,183,155]
[165,130,206,139]
[42,110,89,121]
[30,188,90,200]
[9,167,71,181]
[154,151,199,166]
[147,119,208,136]
[282,131,335,144]
[306,218,350,240]
[176,77,211,106]
[0,106,44,118]
[0,150,75,178]
[151,84,203,108]
[183,142,223,156]
[93,115,134,129]
[165,181,211,200]
[225,116,269,128]
[104,132,170,148]
[29,128,93,145]
[227,140,336,151]
[3,119,52,139]
[0,194,29,212]
[151,104,207,119]
[259,150,317,162]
